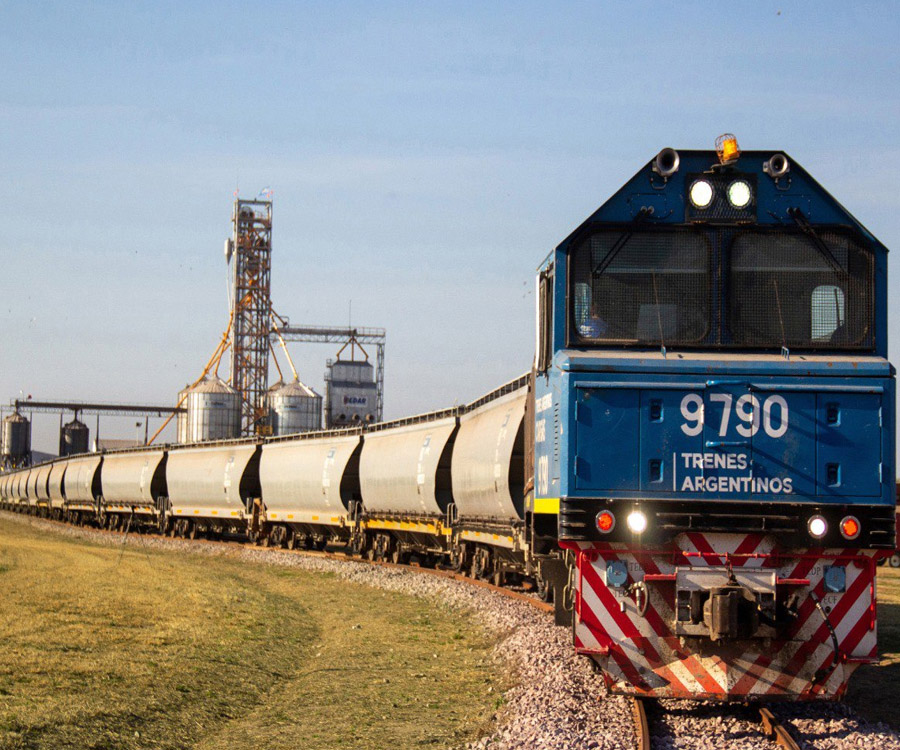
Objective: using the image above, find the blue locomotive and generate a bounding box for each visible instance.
[531,138,895,699]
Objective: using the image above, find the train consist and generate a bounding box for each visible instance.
[0,376,534,585]
[1,141,895,704]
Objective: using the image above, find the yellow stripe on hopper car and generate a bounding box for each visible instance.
[533,497,560,514]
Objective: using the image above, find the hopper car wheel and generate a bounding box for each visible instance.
[448,546,464,572]
[891,554,900,568]
[304,535,316,550]
[470,548,490,580]
[188,522,198,540]
[286,530,297,550]
[492,570,504,587]
[316,538,327,551]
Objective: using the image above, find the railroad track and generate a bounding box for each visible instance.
[261,539,556,614]
[630,697,801,750]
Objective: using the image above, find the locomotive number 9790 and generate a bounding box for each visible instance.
[679,393,789,438]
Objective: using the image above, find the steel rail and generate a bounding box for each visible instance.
[631,697,651,750]
[759,707,801,750]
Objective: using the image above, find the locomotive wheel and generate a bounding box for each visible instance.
[891,554,900,568]
[535,573,553,602]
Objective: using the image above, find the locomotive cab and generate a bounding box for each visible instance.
[532,140,896,700]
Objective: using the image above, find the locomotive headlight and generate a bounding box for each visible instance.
[808,515,828,539]
[626,510,648,534]
[727,179,752,209]
[689,179,714,209]
[840,515,861,541]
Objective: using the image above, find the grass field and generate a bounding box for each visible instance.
[846,566,900,727]
[0,517,504,749]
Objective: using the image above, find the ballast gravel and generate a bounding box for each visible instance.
[5,511,900,750]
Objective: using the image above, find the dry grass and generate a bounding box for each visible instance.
[0,517,503,749]
[845,565,900,727]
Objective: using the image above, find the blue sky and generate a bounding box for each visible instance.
[1,2,899,453]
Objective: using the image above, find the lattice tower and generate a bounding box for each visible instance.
[230,199,272,435]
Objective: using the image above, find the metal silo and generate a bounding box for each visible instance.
[1,412,31,467]
[269,380,322,435]
[325,359,377,428]
[185,377,241,442]
[59,418,89,456]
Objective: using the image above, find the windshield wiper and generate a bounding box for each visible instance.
[787,207,845,277]
[591,207,652,276]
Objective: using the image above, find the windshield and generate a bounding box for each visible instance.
[569,229,710,345]
[728,230,873,349]
[568,227,874,350]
